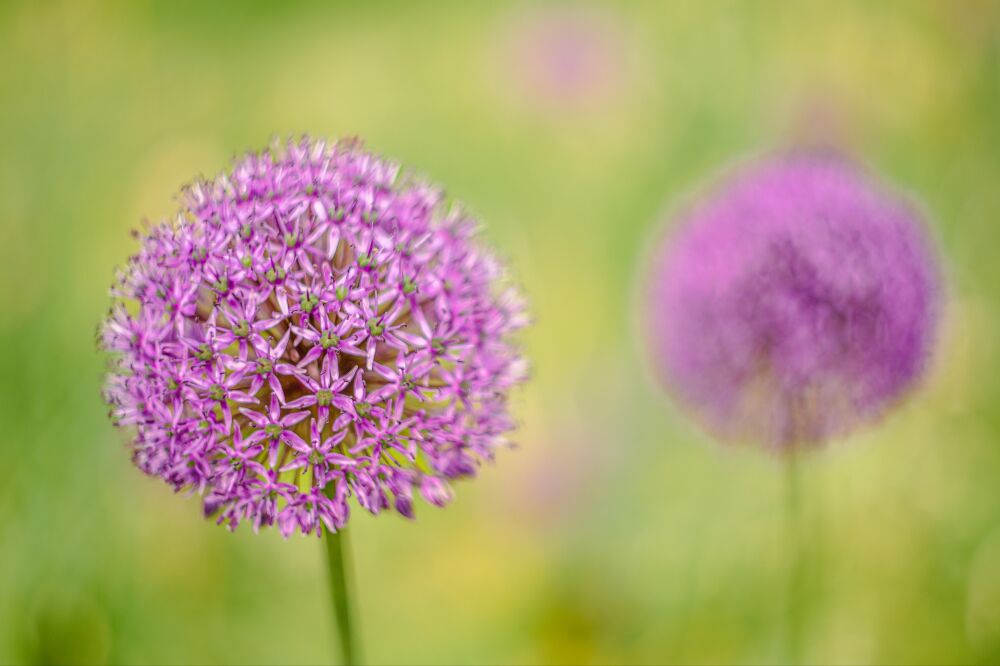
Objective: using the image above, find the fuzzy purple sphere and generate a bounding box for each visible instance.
[647,155,939,449]
[102,137,528,536]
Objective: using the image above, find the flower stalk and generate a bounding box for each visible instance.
[785,451,804,665]
[323,525,358,665]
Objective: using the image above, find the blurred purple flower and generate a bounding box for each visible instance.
[646,154,940,449]
[502,6,626,110]
[102,137,529,536]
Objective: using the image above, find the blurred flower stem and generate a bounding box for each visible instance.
[785,451,804,665]
[324,526,359,665]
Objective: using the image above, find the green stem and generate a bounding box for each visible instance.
[785,450,804,665]
[323,526,359,665]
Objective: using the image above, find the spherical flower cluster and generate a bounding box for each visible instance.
[102,137,528,536]
[646,154,939,449]
[503,6,625,110]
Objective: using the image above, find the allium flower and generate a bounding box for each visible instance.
[500,6,626,110]
[646,154,940,449]
[102,137,528,536]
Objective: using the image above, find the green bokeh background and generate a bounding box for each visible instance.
[2,1,999,664]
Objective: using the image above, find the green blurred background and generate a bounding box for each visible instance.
[2,1,999,664]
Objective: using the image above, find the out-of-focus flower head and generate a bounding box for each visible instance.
[500,5,626,111]
[102,137,529,536]
[646,154,940,450]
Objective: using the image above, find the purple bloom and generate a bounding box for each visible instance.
[102,137,529,535]
[501,6,626,111]
[646,154,940,449]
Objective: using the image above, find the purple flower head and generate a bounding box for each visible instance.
[102,137,529,536]
[646,154,940,450]
[501,6,626,111]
